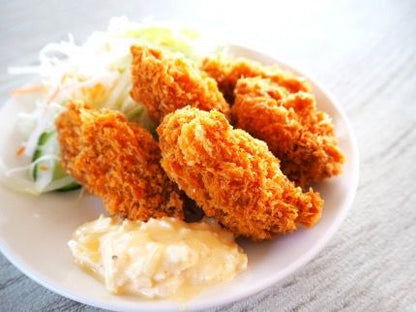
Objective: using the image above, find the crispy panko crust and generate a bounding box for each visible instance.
[56,101,184,221]
[232,77,345,188]
[130,45,230,124]
[157,106,323,241]
[201,54,311,104]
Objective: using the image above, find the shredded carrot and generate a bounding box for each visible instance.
[10,84,45,96]
[39,165,49,171]
[16,146,26,156]
[45,87,59,105]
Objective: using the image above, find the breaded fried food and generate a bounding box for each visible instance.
[232,77,345,188]
[56,101,184,221]
[201,54,310,103]
[157,106,323,241]
[130,46,230,124]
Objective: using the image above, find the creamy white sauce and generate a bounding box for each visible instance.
[68,216,247,299]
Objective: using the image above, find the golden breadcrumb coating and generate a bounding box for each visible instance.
[157,106,323,241]
[232,77,345,188]
[201,54,311,103]
[56,101,184,221]
[130,45,230,124]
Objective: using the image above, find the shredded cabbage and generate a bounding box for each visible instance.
[2,17,206,194]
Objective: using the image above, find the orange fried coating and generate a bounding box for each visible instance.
[157,106,323,241]
[130,46,230,124]
[201,54,310,104]
[55,101,184,221]
[232,77,345,188]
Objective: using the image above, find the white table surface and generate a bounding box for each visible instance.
[1,0,415,311]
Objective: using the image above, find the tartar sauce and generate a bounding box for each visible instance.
[68,216,247,299]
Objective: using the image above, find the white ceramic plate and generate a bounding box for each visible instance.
[0,45,359,312]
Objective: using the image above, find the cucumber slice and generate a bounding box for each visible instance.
[32,131,81,192]
[51,159,81,192]
[55,182,81,192]
[31,131,54,180]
